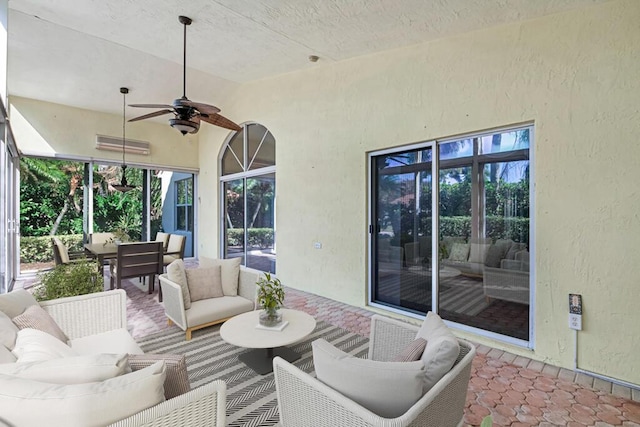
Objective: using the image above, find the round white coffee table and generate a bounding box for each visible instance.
[220,309,316,375]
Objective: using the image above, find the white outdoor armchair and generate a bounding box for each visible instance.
[273,314,476,427]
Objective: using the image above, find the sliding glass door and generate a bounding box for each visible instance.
[370,125,533,344]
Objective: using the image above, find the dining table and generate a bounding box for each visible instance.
[83,242,119,274]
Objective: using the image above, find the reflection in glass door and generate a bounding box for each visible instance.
[371,148,433,314]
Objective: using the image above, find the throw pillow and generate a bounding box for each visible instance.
[312,339,425,418]
[199,256,241,296]
[0,310,18,350]
[416,312,460,393]
[0,289,39,319]
[12,304,69,343]
[0,361,166,427]
[392,338,427,362]
[468,243,491,264]
[505,243,527,260]
[185,266,223,302]
[11,328,78,363]
[167,259,191,309]
[0,353,129,384]
[128,353,190,399]
[448,243,470,262]
[484,243,507,268]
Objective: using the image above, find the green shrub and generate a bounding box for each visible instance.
[20,234,84,263]
[33,258,104,302]
[227,228,274,248]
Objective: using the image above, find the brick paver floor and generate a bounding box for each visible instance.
[17,264,640,427]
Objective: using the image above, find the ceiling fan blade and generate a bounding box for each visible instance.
[199,113,241,131]
[128,109,174,122]
[180,100,221,115]
[129,103,174,109]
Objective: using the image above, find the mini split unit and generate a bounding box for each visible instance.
[95,135,150,155]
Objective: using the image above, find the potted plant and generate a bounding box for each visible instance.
[33,258,104,302]
[104,228,131,245]
[256,272,285,327]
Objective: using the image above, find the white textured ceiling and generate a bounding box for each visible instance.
[8,0,610,116]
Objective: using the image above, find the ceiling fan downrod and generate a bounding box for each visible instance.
[179,16,192,99]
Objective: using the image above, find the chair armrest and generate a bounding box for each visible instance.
[159,275,188,330]
[238,267,260,309]
[108,380,226,427]
[39,289,127,340]
[368,314,419,361]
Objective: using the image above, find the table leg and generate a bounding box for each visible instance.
[238,347,301,375]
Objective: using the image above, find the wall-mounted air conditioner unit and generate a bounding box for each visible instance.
[95,135,151,155]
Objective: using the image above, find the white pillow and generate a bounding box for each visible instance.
[416,312,460,392]
[11,328,78,363]
[199,256,241,296]
[166,259,191,310]
[0,361,166,427]
[0,353,129,384]
[312,339,424,418]
[0,345,16,363]
[0,310,18,349]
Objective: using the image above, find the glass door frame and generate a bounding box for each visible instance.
[368,124,535,348]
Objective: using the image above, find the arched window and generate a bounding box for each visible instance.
[220,123,276,273]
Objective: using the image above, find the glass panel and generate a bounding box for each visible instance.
[19,158,87,272]
[176,206,186,230]
[222,130,245,175]
[224,178,245,264]
[177,181,187,204]
[248,124,275,170]
[245,173,276,273]
[479,129,530,155]
[93,164,143,242]
[437,134,530,341]
[150,169,164,243]
[373,148,432,314]
[439,139,473,161]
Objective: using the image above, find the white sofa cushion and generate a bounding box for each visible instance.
[70,328,143,355]
[186,265,224,301]
[186,296,254,327]
[167,259,191,310]
[468,243,491,263]
[0,353,129,384]
[0,345,16,363]
[12,304,69,343]
[312,338,425,418]
[0,361,166,427]
[199,256,241,296]
[0,310,18,350]
[448,243,470,262]
[416,312,460,392]
[12,328,78,362]
[0,289,39,318]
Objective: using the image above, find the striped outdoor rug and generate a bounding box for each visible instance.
[138,320,369,427]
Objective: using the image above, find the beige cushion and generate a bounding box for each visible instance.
[468,243,491,263]
[54,237,71,263]
[186,265,223,302]
[128,353,190,399]
[185,296,254,328]
[416,312,460,392]
[0,345,16,363]
[0,310,19,350]
[0,289,39,318]
[392,338,427,362]
[0,354,129,384]
[199,256,241,296]
[70,328,143,355]
[11,328,78,362]
[167,259,191,310]
[312,339,425,418]
[0,361,166,427]
[12,304,69,343]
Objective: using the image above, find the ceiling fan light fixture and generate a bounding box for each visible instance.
[170,118,199,135]
[115,87,136,193]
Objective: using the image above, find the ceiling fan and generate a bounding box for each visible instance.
[128,16,241,135]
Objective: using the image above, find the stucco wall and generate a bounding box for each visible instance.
[198,0,640,384]
[10,96,199,169]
